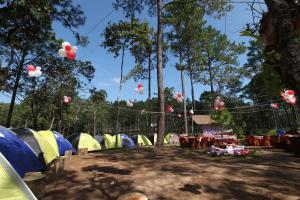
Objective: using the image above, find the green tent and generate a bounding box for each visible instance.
[38,130,60,156]
[78,133,101,151]
[138,134,152,146]
[112,134,123,148]
[154,133,168,145]
[103,134,115,149]
[31,130,58,165]
[164,133,179,144]
[0,153,37,200]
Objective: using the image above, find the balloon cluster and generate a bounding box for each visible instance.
[174,92,184,103]
[126,100,134,107]
[27,65,42,78]
[135,83,144,95]
[281,89,296,105]
[166,105,174,113]
[63,96,72,104]
[214,96,225,110]
[271,103,279,109]
[58,41,78,60]
[189,109,194,115]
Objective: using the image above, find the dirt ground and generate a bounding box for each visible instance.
[45,147,300,200]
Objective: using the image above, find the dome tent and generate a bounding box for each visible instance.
[68,133,101,151]
[149,134,168,145]
[10,128,46,165]
[38,131,60,156]
[164,133,180,144]
[112,134,135,148]
[103,134,115,149]
[0,153,37,199]
[132,134,152,146]
[12,128,58,165]
[52,131,76,156]
[0,126,44,177]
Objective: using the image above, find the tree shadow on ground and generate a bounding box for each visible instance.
[45,147,300,200]
[82,165,132,175]
[179,184,202,194]
[45,169,136,200]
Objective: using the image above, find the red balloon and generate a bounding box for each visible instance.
[27,65,35,71]
[286,90,295,95]
[138,83,143,89]
[65,45,72,51]
[66,51,76,60]
[166,105,174,113]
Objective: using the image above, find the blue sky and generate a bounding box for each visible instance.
[0,0,266,103]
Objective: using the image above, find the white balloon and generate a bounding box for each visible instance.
[135,88,144,95]
[58,49,66,57]
[62,41,71,48]
[35,70,42,77]
[28,71,35,77]
[138,89,143,95]
[72,46,78,53]
[36,66,41,71]
[127,100,133,107]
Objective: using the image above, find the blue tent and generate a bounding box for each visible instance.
[0,126,44,177]
[120,134,135,148]
[53,131,76,156]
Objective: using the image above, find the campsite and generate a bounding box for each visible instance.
[1,0,300,200]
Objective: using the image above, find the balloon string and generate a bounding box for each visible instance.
[40,57,57,67]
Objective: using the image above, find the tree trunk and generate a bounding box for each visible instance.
[189,71,195,135]
[190,73,196,111]
[208,59,214,105]
[115,45,125,148]
[148,53,152,136]
[93,109,97,137]
[59,100,63,133]
[31,94,38,129]
[156,0,165,146]
[49,117,55,130]
[283,105,292,128]
[6,53,26,127]
[180,70,188,135]
[30,80,38,129]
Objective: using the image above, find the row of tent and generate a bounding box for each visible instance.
[0,125,180,178]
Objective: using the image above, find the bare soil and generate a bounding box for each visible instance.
[45,147,300,200]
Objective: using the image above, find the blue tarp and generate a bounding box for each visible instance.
[276,129,286,136]
[0,126,45,177]
[120,134,135,148]
[53,131,76,156]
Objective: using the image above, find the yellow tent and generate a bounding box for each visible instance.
[78,133,101,151]
[138,134,152,146]
[112,134,123,148]
[30,130,58,165]
[103,134,115,149]
[0,153,37,200]
[154,133,168,145]
[38,131,59,156]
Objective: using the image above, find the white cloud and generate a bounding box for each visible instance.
[112,77,120,84]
